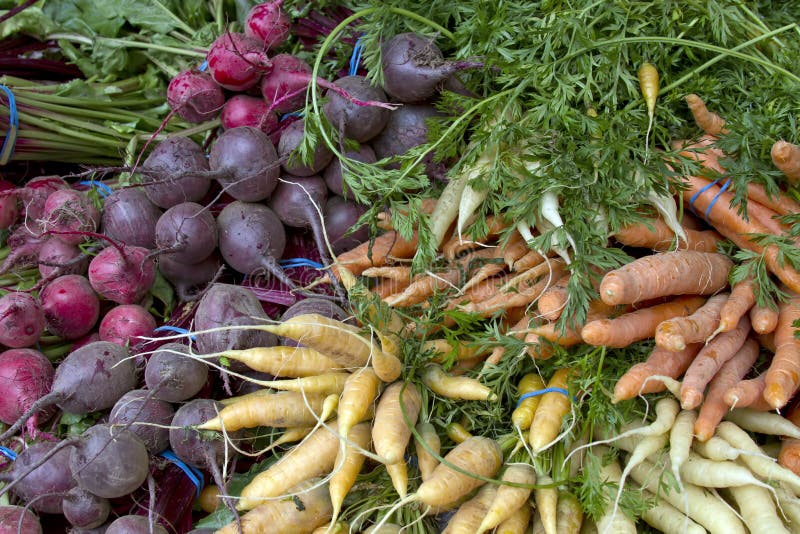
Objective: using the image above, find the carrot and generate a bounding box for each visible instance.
[612,344,702,402]
[723,408,800,439]
[613,216,722,252]
[361,265,412,282]
[337,368,381,439]
[723,373,772,411]
[486,315,530,367]
[422,338,483,362]
[511,373,547,432]
[414,421,441,482]
[691,435,741,462]
[736,180,800,216]
[668,409,697,507]
[680,453,776,494]
[717,277,757,334]
[198,391,328,432]
[198,484,220,513]
[446,422,473,444]
[461,262,506,294]
[612,432,669,524]
[477,463,536,533]
[529,368,573,453]
[443,482,498,534]
[442,214,509,260]
[512,248,551,272]
[501,231,531,269]
[583,295,706,348]
[536,273,571,321]
[495,503,531,534]
[592,448,637,534]
[684,94,728,136]
[693,338,760,441]
[779,439,800,476]
[730,484,790,534]
[655,293,727,351]
[246,373,350,395]
[524,332,556,360]
[383,267,461,307]
[764,293,800,409]
[555,491,583,534]
[679,315,751,410]
[639,489,706,534]
[638,61,659,152]
[422,363,497,402]
[750,302,780,334]
[372,277,412,300]
[312,522,350,534]
[534,474,558,534]
[332,229,418,278]
[372,382,422,497]
[329,421,371,526]
[214,346,346,377]
[237,420,343,510]
[531,298,618,346]
[771,140,800,184]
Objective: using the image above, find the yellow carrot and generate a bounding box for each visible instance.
[477,463,536,533]
[534,475,558,534]
[511,373,546,432]
[372,382,422,497]
[446,422,473,444]
[198,391,328,431]
[555,492,583,534]
[422,363,497,402]
[529,368,573,453]
[329,421,371,526]
[215,346,346,377]
[415,421,441,482]
[443,483,498,534]
[337,368,381,439]
[495,504,531,534]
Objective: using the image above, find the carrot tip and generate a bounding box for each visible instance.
[680,390,703,411]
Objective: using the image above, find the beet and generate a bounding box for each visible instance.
[144,343,209,402]
[109,389,174,454]
[140,137,211,209]
[106,515,168,534]
[0,180,18,229]
[0,506,42,534]
[1,441,76,514]
[38,189,100,246]
[155,202,218,265]
[63,487,111,530]
[193,283,276,355]
[220,94,278,133]
[69,424,149,499]
[40,275,100,340]
[0,349,54,433]
[278,119,334,177]
[0,292,45,348]
[260,54,313,113]
[17,176,68,228]
[158,253,221,302]
[98,304,156,346]
[244,0,291,51]
[206,32,271,92]
[37,238,88,279]
[101,188,162,249]
[323,145,377,196]
[88,245,156,304]
[323,75,390,142]
[268,175,331,264]
[0,226,46,275]
[323,195,369,254]
[167,69,225,123]
[370,103,441,169]
[208,126,281,202]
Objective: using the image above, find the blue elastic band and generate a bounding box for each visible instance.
[0,84,19,165]
[279,258,324,269]
[704,178,731,222]
[516,387,571,407]
[78,180,113,198]
[348,36,365,76]
[0,446,17,461]
[154,325,197,341]
[159,449,204,497]
[688,179,719,217]
[280,111,304,121]
[198,60,209,72]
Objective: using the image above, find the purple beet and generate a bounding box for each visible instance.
[109,389,174,454]
[278,119,334,177]
[370,103,442,174]
[208,126,281,202]
[0,349,54,435]
[323,145,377,196]
[167,69,225,123]
[158,252,221,302]
[155,202,218,265]
[0,506,42,534]
[323,195,369,255]
[0,441,76,514]
[101,188,162,249]
[63,487,111,530]
[140,137,211,209]
[323,75,390,142]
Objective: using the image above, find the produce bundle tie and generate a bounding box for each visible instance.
[688,177,731,222]
[198,60,209,72]
[348,36,365,76]
[77,180,113,198]
[0,84,19,165]
[158,449,204,497]
[280,111,304,121]
[516,387,571,407]
[154,325,197,341]
[0,446,17,461]
[279,257,324,269]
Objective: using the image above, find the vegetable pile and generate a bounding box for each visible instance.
[2,0,800,533]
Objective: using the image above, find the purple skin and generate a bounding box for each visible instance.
[98,304,156,347]
[88,245,156,305]
[0,292,45,349]
[0,226,46,275]
[62,487,111,530]
[370,103,442,174]
[0,180,18,229]
[278,119,334,177]
[220,94,279,133]
[17,176,68,228]
[144,343,209,402]
[101,188,162,249]
[39,189,100,246]
[323,75,390,142]
[0,441,76,514]
[260,54,313,114]
[0,506,43,534]
[0,349,54,435]
[206,32,272,92]
[39,274,100,340]
[158,252,221,302]
[323,195,369,255]
[244,0,291,51]
[106,515,168,534]
[268,175,331,265]
[209,126,281,202]
[37,238,88,279]
[323,145,377,197]
[140,137,211,210]
[167,69,225,123]
[155,202,218,265]
[109,389,174,454]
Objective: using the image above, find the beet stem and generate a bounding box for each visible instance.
[0,391,61,443]
[0,436,77,499]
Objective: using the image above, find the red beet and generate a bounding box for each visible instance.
[260,54,313,114]
[39,189,100,246]
[167,69,225,123]
[0,180,18,229]
[39,274,100,340]
[0,349,54,435]
[88,245,156,304]
[244,0,291,51]
[37,238,88,279]
[0,292,45,348]
[206,32,271,92]
[220,94,279,133]
[98,304,156,346]
[0,506,42,534]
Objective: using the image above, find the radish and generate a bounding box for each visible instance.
[155,202,218,265]
[167,69,225,123]
[244,0,291,51]
[220,94,279,133]
[0,349,54,436]
[206,32,272,92]
[260,54,313,113]
[62,487,110,530]
[0,441,76,514]
[98,304,156,346]
[37,238,88,279]
[208,126,281,202]
[0,292,45,348]
[109,389,174,454]
[323,145,376,196]
[140,137,211,209]
[278,119,334,177]
[158,252,221,302]
[144,342,209,402]
[38,189,100,246]
[0,180,18,229]
[88,244,156,304]
[323,75,390,142]
[39,274,100,340]
[101,188,162,249]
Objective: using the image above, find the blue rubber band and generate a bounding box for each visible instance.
[197,60,209,72]
[278,258,324,269]
[154,325,197,341]
[688,179,719,217]
[0,84,19,165]
[280,111,304,121]
[78,181,113,198]
[348,36,365,76]
[159,449,204,497]
[705,178,731,222]
[0,446,17,461]
[515,387,571,407]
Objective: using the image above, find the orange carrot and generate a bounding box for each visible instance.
[750,302,780,335]
[524,332,556,360]
[461,262,566,317]
[537,273,571,321]
[771,140,800,184]
[599,251,733,305]
[423,338,483,362]
[501,231,531,268]
[612,344,702,402]
[764,293,800,409]
[583,295,706,348]
[373,277,412,300]
[613,217,722,253]
[441,214,509,260]
[333,230,418,277]
[778,439,800,476]
[718,278,757,333]
[694,338,760,441]
[384,268,461,307]
[512,249,551,272]
[684,94,728,136]
[486,315,530,366]
[680,316,751,410]
[654,293,727,351]
[532,299,617,346]
[737,181,800,217]
[723,373,773,412]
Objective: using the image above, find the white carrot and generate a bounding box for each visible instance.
[730,484,790,534]
[691,436,741,462]
[534,474,558,534]
[724,408,800,439]
[680,453,777,496]
[669,409,697,523]
[592,447,637,534]
[611,432,669,528]
[639,489,705,534]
